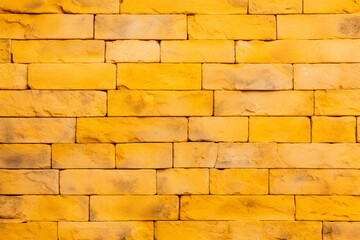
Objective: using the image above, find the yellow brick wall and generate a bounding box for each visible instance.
[1,0,360,239]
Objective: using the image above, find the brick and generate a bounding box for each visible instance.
[12,40,104,63]
[189,117,248,142]
[0,90,106,117]
[156,221,322,240]
[174,142,218,168]
[29,64,116,90]
[90,196,178,220]
[236,40,360,63]
[0,64,27,89]
[188,15,276,40]
[358,118,360,142]
[52,144,115,169]
[0,14,92,39]
[95,15,186,40]
[304,0,360,13]
[60,170,156,195]
[312,116,356,143]
[58,222,153,240]
[161,40,234,63]
[108,90,213,116]
[323,222,360,240]
[249,0,302,14]
[121,0,247,14]
[77,117,187,143]
[117,63,201,90]
[0,222,57,240]
[0,118,75,143]
[106,41,159,63]
[0,170,58,194]
[180,195,294,220]
[210,169,268,194]
[296,196,360,220]
[278,14,360,39]
[0,40,10,62]
[315,90,360,115]
[0,195,88,221]
[157,169,209,194]
[116,143,172,169]
[215,91,313,116]
[203,64,292,90]
[249,117,310,142]
[0,144,50,168]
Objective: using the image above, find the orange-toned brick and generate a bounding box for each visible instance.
[0,222,57,240]
[174,142,218,168]
[0,40,10,62]
[312,117,356,143]
[249,0,302,14]
[106,41,160,63]
[0,64,27,89]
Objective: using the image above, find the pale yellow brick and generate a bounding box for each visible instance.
[77,117,187,143]
[29,64,116,89]
[180,195,294,220]
[215,91,313,116]
[95,15,186,40]
[312,116,356,143]
[174,142,218,168]
[108,90,213,116]
[12,40,104,63]
[304,0,360,13]
[0,90,106,117]
[161,40,234,63]
[249,117,310,142]
[249,0,302,14]
[0,64,27,89]
[116,143,172,169]
[0,222,57,240]
[323,222,360,240]
[106,41,159,63]
[188,15,276,40]
[157,169,209,194]
[90,196,178,220]
[189,117,248,142]
[315,90,360,115]
[52,144,115,169]
[0,40,10,62]
[117,63,201,90]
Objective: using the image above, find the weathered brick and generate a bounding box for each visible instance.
[106,41,159,63]
[304,0,360,13]
[174,142,218,168]
[180,195,294,220]
[189,117,248,142]
[90,196,179,220]
[116,143,172,169]
[0,222,57,240]
[315,90,360,115]
[249,0,302,14]
[0,64,27,89]
[312,116,356,143]
[29,64,116,89]
[0,40,10,62]
[323,222,360,240]
[95,15,186,40]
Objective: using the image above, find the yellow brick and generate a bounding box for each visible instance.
[108,90,213,116]
[121,0,247,14]
[358,118,360,142]
[210,169,268,194]
[29,64,116,89]
[156,221,322,240]
[189,117,248,142]
[77,117,187,143]
[0,90,106,117]
[12,40,104,63]
[0,40,10,62]
[90,196,178,220]
[161,40,234,63]
[174,142,218,168]
[116,143,172,169]
[249,117,310,142]
[323,222,360,240]
[0,64,27,89]
[0,222,57,240]
[0,118,75,143]
[271,169,360,195]
[0,14,92,39]
[278,14,360,39]
[188,15,276,40]
[304,0,360,13]
[60,170,156,195]
[236,40,360,63]
[58,222,153,240]
[312,116,356,143]
[296,196,360,221]
[0,195,88,221]
[249,0,302,14]
[106,41,159,63]
[180,195,294,220]
[157,169,209,194]
[0,144,50,168]
[95,15,186,40]
[52,144,115,169]
[117,63,201,90]
[215,91,313,116]
[203,64,292,90]
[0,170,58,194]
[315,90,360,115]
